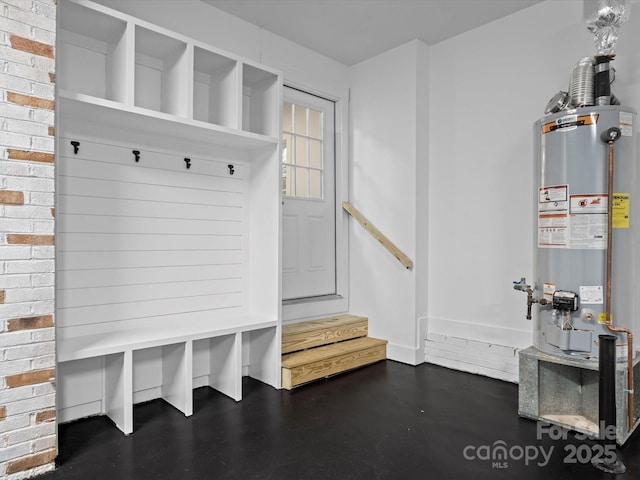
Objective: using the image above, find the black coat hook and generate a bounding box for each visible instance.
[228,164,235,175]
[132,150,140,162]
[184,158,191,169]
[70,141,80,154]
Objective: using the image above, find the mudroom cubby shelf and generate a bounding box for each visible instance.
[193,46,239,128]
[58,0,280,139]
[134,25,189,116]
[56,0,282,434]
[57,1,129,103]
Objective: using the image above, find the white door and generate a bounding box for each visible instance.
[282,87,336,300]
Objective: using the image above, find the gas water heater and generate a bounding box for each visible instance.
[516,1,639,445]
[519,105,637,359]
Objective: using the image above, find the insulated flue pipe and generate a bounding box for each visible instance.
[594,55,613,105]
[593,334,627,474]
[602,126,634,431]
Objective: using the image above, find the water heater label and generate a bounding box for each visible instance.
[538,185,569,247]
[538,213,568,247]
[570,194,607,214]
[543,282,556,301]
[541,113,599,134]
[539,185,568,211]
[619,112,633,136]
[612,193,630,228]
[579,285,603,304]
[569,194,607,249]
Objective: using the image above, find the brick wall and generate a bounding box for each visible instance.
[0,0,57,478]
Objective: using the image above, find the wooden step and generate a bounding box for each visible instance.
[281,314,368,354]
[281,336,387,390]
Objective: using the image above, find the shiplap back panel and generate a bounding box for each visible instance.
[57,137,247,333]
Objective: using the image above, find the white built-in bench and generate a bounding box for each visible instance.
[57,315,279,434]
[56,0,283,435]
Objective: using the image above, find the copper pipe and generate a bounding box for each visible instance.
[603,138,635,431]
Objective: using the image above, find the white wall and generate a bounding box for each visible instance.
[426,0,640,381]
[349,40,429,364]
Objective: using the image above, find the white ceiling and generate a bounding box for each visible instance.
[203,0,543,65]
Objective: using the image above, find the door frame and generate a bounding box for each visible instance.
[282,82,348,322]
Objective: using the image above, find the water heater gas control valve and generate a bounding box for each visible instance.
[552,291,579,312]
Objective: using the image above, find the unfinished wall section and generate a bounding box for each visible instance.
[0,0,57,478]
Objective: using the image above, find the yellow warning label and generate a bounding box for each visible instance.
[598,312,611,324]
[541,114,599,134]
[612,193,630,229]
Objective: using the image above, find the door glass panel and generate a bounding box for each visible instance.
[282,134,293,164]
[282,99,325,200]
[309,109,322,139]
[309,139,322,169]
[295,137,308,166]
[282,164,294,196]
[294,104,307,135]
[295,167,308,197]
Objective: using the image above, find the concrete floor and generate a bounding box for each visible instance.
[38,361,640,479]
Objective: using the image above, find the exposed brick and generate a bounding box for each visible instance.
[0,331,33,349]
[2,0,57,472]
[5,369,55,388]
[7,149,55,163]
[0,274,31,290]
[4,205,54,220]
[0,359,32,377]
[10,35,54,59]
[7,60,54,85]
[5,259,54,274]
[6,286,54,303]
[6,92,54,110]
[6,448,56,475]
[6,234,54,245]
[0,190,24,205]
[5,340,55,361]
[6,393,55,416]
[7,315,53,332]
[2,218,31,233]
[31,273,54,287]
[34,409,55,423]
[5,422,55,447]
[50,207,54,217]
[33,247,54,260]
[5,4,56,33]
[31,353,55,370]
[3,117,53,137]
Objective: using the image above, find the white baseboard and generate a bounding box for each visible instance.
[58,400,102,424]
[425,332,520,383]
[386,342,424,366]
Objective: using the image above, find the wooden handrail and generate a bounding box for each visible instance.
[342,201,413,270]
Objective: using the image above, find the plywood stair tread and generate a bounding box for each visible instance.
[281,335,387,390]
[282,336,387,368]
[281,315,387,389]
[282,314,368,354]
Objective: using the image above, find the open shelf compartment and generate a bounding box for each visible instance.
[193,46,239,129]
[242,63,280,137]
[58,1,130,104]
[134,25,190,117]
